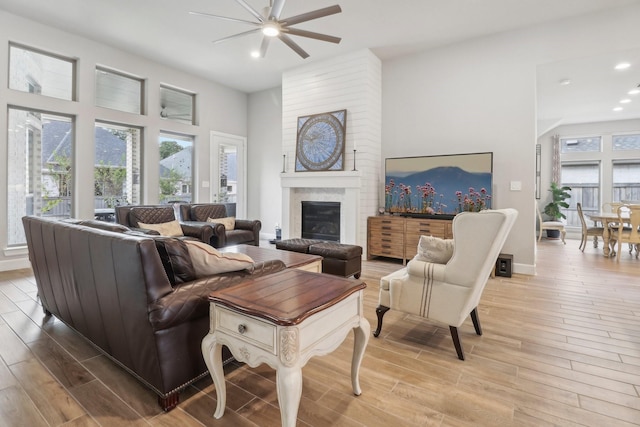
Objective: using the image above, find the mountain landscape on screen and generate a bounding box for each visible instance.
[385,166,492,215]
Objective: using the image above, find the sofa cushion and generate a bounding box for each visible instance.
[138,220,184,237]
[152,237,196,286]
[207,216,235,230]
[414,235,454,264]
[184,240,254,277]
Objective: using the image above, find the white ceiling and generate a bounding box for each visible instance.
[2,0,640,125]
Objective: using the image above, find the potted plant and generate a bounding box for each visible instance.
[543,182,571,237]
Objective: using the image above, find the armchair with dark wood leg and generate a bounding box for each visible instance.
[374,208,518,360]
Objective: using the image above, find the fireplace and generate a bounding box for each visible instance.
[302,201,340,241]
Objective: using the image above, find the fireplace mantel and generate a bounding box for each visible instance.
[281,171,361,189]
[280,171,362,244]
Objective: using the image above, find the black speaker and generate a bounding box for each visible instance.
[495,253,513,277]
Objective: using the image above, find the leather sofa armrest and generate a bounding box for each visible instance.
[234,219,261,246]
[148,259,286,330]
[180,222,214,244]
[181,221,226,247]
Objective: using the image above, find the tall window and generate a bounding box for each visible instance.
[561,162,600,227]
[94,123,141,208]
[9,43,75,101]
[7,109,73,246]
[613,160,640,202]
[159,133,194,203]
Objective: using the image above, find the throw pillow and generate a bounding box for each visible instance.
[184,240,254,277]
[138,220,184,237]
[414,235,454,264]
[152,237,196,286]
[207,216,235,230]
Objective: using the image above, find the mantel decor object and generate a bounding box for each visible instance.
[295,109,347,172]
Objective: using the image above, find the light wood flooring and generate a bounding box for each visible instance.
[1,238,640,426]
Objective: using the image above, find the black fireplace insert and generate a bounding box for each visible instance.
[301,201,340,241]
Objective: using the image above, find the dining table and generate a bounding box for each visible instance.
[587,211,631,257]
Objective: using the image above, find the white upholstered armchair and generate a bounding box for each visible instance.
[374,208,518,360]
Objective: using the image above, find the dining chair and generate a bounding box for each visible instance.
[576,203,604,252]
[536,202,566,244]
[609,204,640,261]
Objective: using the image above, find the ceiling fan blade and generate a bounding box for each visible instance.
[212,28,261,45]
[269,0,286,20]
[189,11,259,26]
[281,5,341,26]
[235,0,265,23]
[259,37,271,58]
[284,28,341,44]
[278,33,309,59]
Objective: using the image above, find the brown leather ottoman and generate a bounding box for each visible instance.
[308,242,362,279]
[275,238,324,253]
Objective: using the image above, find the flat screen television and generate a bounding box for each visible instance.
[384,152,493,218]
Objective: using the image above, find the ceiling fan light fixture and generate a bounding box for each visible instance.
[262,21,280,37]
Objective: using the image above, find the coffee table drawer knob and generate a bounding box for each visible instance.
[238,324,247,334]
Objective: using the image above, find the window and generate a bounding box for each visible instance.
[561,162,600,227]
[159,133,194,203]
[7,108,73,246]
[613,134,640,150]
[612,160,640,202]
[160,85,195,125]
[94,123,141,208]
[95,67,144,114]
[9,43,75,100]
[560,136,601,153]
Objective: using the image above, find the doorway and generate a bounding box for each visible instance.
[210,131,246,218]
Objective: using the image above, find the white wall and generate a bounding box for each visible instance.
[381,3,640,274]
[248,87,283,239]
[280,49,382,248]
[0,10,248,271]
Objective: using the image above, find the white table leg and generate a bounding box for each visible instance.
[201,333,226,419]
[276,366,302,427]
[351,318,370,395]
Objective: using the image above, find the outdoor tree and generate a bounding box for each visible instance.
[160,140,183,159]
[159,168,184,200]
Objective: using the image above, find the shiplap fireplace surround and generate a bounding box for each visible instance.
[280,171,361,245]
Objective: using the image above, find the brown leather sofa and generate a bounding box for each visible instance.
[22,216,285,411]
[179,203,261,248]
[115,204,214,244]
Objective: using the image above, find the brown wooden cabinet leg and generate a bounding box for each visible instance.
[373,305,390,337]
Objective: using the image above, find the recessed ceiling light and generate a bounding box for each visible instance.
[629,88,640,95]
[614,62,631,70]
[613,106,623,111]
[620,99,632,104]
[250,50,261,59]
[559,78,571,86]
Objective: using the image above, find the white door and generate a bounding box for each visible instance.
[210,131,246,218]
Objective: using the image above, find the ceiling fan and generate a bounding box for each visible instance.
[190,0,342,59]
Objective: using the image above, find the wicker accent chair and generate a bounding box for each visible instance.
[179,203,261,248]
[115,205,214,244]
[374,209,518,360]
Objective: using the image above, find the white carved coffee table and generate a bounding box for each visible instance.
[202,269,370,427]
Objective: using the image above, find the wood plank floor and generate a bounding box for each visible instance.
[1,238,639,426]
